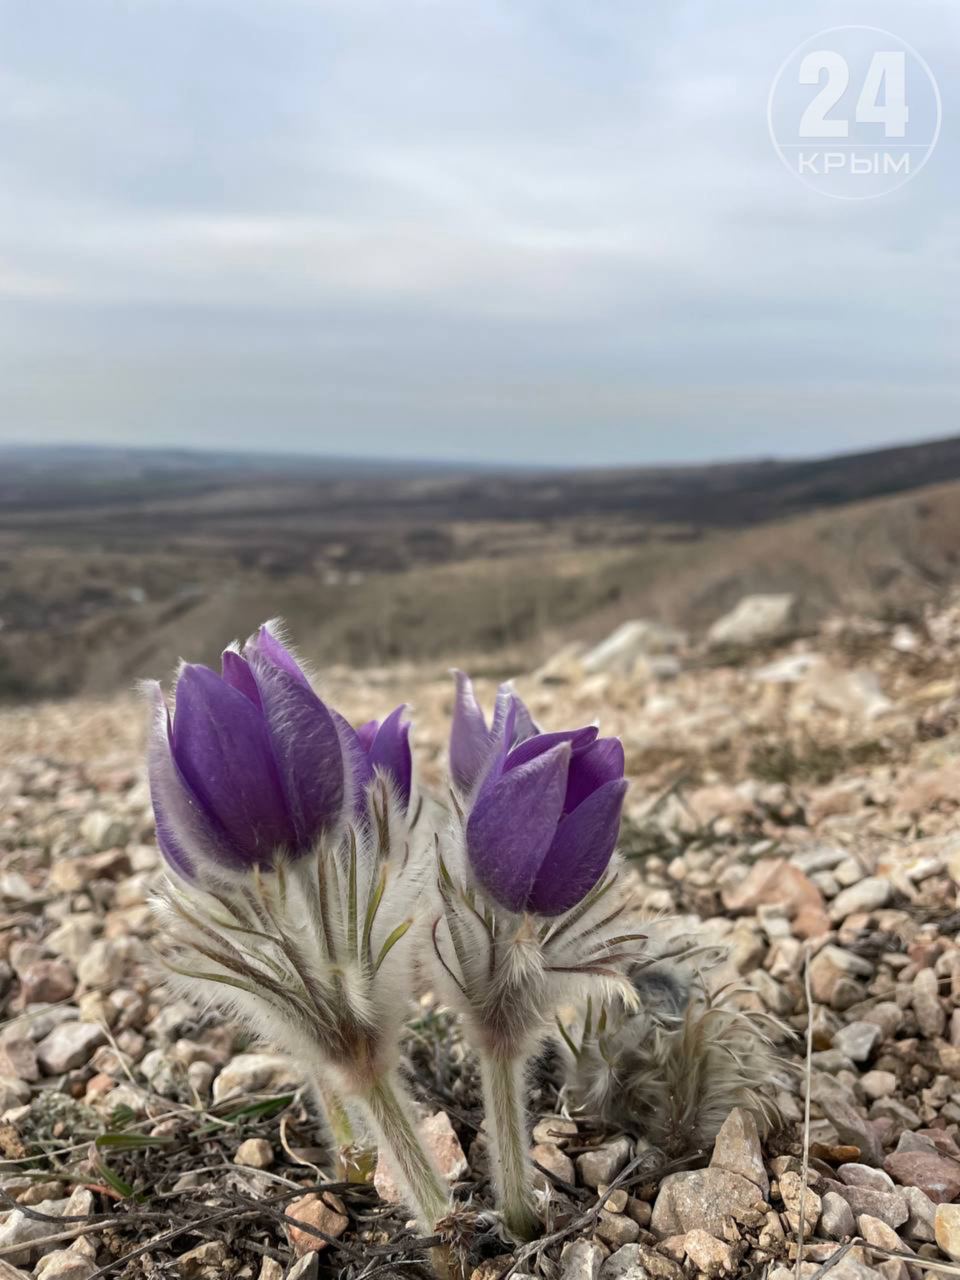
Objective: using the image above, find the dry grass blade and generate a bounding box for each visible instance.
[795,944,814,1280]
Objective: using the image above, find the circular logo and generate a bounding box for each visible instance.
[767,26,941,199]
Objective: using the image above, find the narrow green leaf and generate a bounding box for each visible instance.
[375,920,412,972]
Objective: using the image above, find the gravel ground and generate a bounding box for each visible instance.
[3,595,960,1280]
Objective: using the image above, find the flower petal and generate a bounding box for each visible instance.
[220,650,261,705]
[245,656,346,847]
[466,742,570,912]
[450,670,493,793]
[368,705,412,806]
[527,778,628,916]
[332,709,373,812]
[171,665,294,862]
[145,681,234,878]
[563,737,625,814]
[504,726,598,774]
[355,719,379,755]
[243,622,311,687]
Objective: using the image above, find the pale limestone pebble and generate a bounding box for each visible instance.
[829,877,892,922]
[837,1163,895,1193]
[187,1060,215,1097]
[234,1137,274,1169]
[576,1137,632,1189]
[284,1192,349,1256]
[0,1076,30,1110]
[811,1075,884,1166]
[468,1256,521,1280]
[211,1052,304,1102]
[912,968,946,1039]
[176,1240,229,1278]
[857,1213,912,1255]
[860,1070,897,1100]
[751,968,795,1014]
[779,1170,821,1233]
[0,1038,39,1082]
[75,937,140,989]
[19,960,75,1004]
[650,1168,768,1238]
[560,1238,608,1280]
[680,1228,738,1276]
[44,916,97,963]
[709,1106,769,1198]
[35,1249,97,1280]
[821,1181,908,1229]
[374,1111,468,1203]
[0,1198,69,1265]
[832,1022,882,1063]
[139,1047,180,1096]
[820,1190,857,1240]
[532,1115,578,1146]
[860,1002,902,1039]
[532,1141,575,1189]
[595,1211,640,1248]
[809,945,873,1009]
[899,1185,937,1242]
[16,1180,65,1205]
[79,809,131,851]
[257,1260,284,1280]
[36,1022,106,1074]
[599,1242,682,1280]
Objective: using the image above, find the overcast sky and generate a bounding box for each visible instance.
[1,0,958,467]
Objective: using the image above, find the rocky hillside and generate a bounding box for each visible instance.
[2,591,960,1277]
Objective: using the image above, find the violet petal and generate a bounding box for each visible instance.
[171,664,295,862]
[246,657,346,847]
[368,705,412,806]
[564,737,625,814]
[220,650,261,705]
[450,670,493,793]
[466,742,570,912]
[527,778,628,916]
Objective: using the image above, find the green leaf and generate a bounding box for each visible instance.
[96,1159,136,1199]
[95,1132,174,1151]
[375,919,412,972]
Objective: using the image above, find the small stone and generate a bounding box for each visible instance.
[780,1171,821,1233]
[36,1022,106,1074]
[829,878,891,922]
[682,1228,738,1276]
[234,1137,273,1169]
[710,1106,769,1197]
[809,946,872,1009]
[822,1181,908,1229]
[882,1151,960,1203]
[257,1260,284,1280]
[176,1241,228,1278]
[0,1038,39,1082]
[651,1169,767,1237]
[212,1052,304,1101]
[596,1211,641,1248]
[626,1197,652,1227]
[837,1164,895,1193]
[532,1142,575,1187]
[469,1257,516,1280]
[284,1192,349,1256]
[375,1111,468,1203]
[577,1137,632,1189]
[832,1022,881,1063]
[820,1191,856,1240]
[533,1115,578,1145]
[858,1214,910,1254]
[936,1204,960,1262]
[0,1198,69,1265]
[35,1251,96,1280]
[0,1074,31,1109]
[900,1185,937,1243]
[600,1243,682,1280]
[561,1239,608,1280]
[812,1076,884,1166]
[912,969,946,1039]
[860,1071,897,1100]
[80,810,130,851]
[20,960,75,1004]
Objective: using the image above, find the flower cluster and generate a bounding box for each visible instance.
[146,622,663,1253]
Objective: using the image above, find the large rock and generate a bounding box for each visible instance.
[883,1151,960,1203]
[582,620,686,675]
[651,1168,767,1237]
[707,595,796,648]
[935,1203,960,1261]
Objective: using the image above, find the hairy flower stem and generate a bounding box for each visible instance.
[313,1076,377,1183]
[479,1048,539,1242]
[361,1071,450,1234]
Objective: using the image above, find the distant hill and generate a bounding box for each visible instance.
[1,434,959,699]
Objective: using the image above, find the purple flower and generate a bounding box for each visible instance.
[464,703,627,917]
[355,705,413,808]
[147,622,359,878]
[449,670,538,795]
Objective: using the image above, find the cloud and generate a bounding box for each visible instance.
[0,0,957,463]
